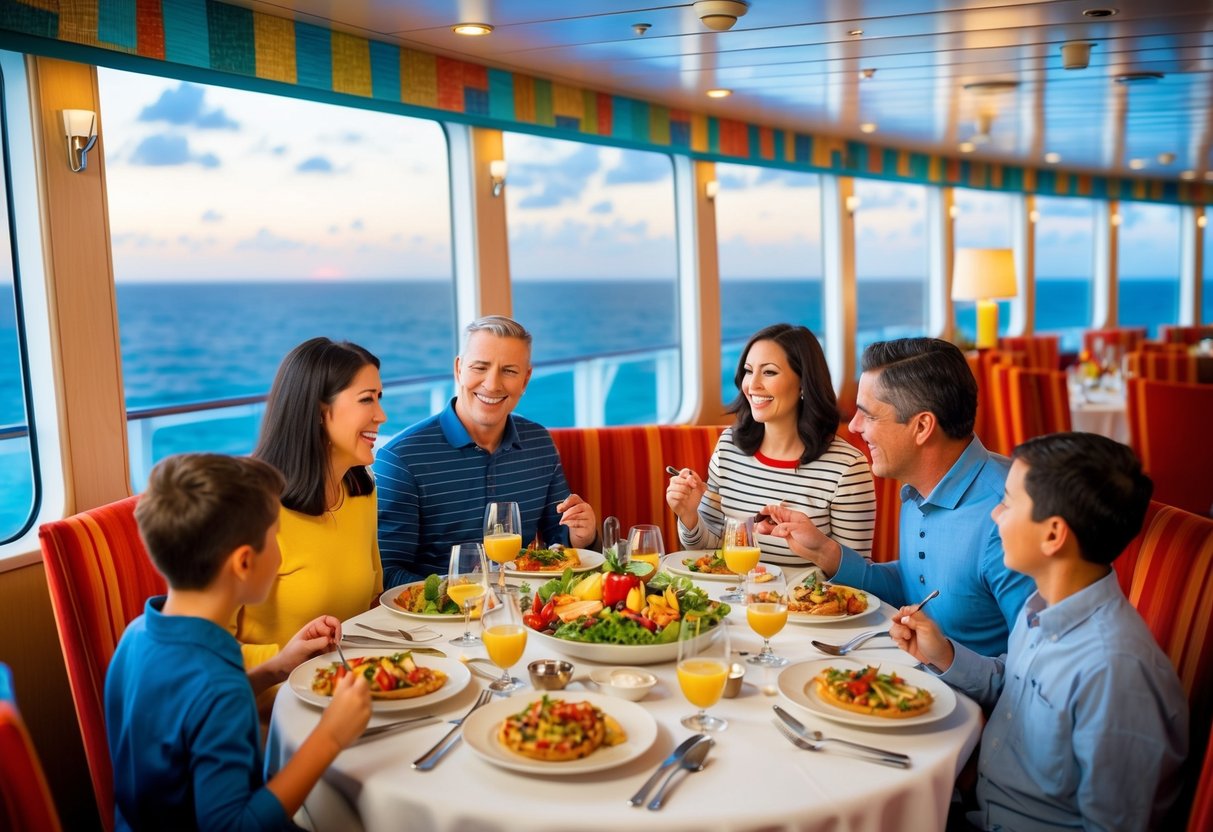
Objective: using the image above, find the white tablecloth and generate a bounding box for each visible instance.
[268,578,983,832]
[1070,388,1128,444]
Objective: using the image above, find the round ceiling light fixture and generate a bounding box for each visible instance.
[1081,8,1118,17]
[848,28,864,37]
[1115,72,1165,84]
[859,122,877,134]
[962,80,1020,93]
[694,0,750,31]
[958,142,976,153]
[632,23,652,36]
[706,88,733,98]
[452,22,493,36]
[859,68,876,80]
[1045,152,1061,164]
[1128,158,1147,170]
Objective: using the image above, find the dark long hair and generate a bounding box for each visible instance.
[253,338,379,516]
[726,324,839,464]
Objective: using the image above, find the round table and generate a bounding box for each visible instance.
[1069,387,1128,444]
[268,575,983,832]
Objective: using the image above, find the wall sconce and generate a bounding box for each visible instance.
[845,195,860,216]
[1111,213,1122,227]
[704,180,719,201]
[948,204,959,220]
[62,109,97,173]
[952,248,1017,349]
[1029,209,1040,223]
[489,159,507,198]
[1197,215,1208,229]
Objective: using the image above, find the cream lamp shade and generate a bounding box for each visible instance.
[952,248,1017,348]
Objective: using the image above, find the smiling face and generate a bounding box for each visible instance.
[741,339,801,430]
[321,363,386,474]
[454,331,532,447]
[848,370,919,481]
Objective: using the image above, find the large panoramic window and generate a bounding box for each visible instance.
[1117,201,1181,338]
[99,69,454,489]
[854,180,929,363]
[1204,214,1212,324]
[1034,196,1095,352]
[952,187,1015,345]
[715,163,823,405]
[503,132,679,426]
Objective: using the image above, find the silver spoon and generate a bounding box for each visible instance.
[647,736,713,810]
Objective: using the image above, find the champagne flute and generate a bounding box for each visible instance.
[676,618,730,732]
[627,524,664,584]
[481,587,527,694]
[720,515,760,603]
[745,570,789,667]
[483,501,522,591]
[447,543,489,647]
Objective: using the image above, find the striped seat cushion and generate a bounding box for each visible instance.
[997,335,1060,370]
[987,365,1071,456]
[0,666,62,832]
[1083,327,1147,357]
[1126,379,1213,516]
[1126,350,1199,383]
[1160,325,1213,345]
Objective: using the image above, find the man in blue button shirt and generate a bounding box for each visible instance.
[375,316,597,586]
[890,433,1187,831]
[761,338,1033,655]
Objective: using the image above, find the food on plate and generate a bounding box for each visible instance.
[311,651,447,700]
[683,551,774,581]
[813,665,933,718]
[513,544,581,573]
[600,546,649,608]
[789,574,867,616]
[391,574,469,616]
[497,695,626,761]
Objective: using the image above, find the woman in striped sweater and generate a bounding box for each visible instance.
[667,324,876,563]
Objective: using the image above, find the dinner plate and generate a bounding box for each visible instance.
[786,583,883,624]
[503,549,604,578]
[777,658,956,729]
[380,582,471,621]
[664,552,784,582]
[288,649,471,713]
[529,621,715,665]
[461,691,658,775]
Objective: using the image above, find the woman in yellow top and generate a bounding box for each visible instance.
[236,337,387,666]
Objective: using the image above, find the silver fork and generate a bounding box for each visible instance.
[811,629,890,656]
[412,688,493,770]
[356,622,441,642]
[773,721,910,768]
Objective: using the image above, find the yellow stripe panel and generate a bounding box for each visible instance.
[649,105,670,145]
[59,0,101,47]
[401,48,437,108]
[552,82,582,119]
[513,75,536,123]
[690,114,708,153]
[254,13,296,84]
[21,0,59,9]
[331,31,371,97]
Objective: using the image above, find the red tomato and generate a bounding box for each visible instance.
[373,666,395,691]
[523,613,544,631]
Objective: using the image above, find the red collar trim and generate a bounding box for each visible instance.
[755,450,800,469]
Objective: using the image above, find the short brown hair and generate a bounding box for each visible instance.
[136,454,284,590]
[861,338,977,439]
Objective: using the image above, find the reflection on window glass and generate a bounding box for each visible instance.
[1034,197,1095,352]
[952,188,1015,345]
[1117,202,1180,338]
[503,132,679,426]
[716,163,823,403]
[99,69,454,489]
[854,180,928,366]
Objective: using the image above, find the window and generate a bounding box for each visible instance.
[503,132,679,425]
[952,187,1015,345]
[854,180,929,362]
[98,69,454,489]
[1117,202,1181,338]
[1203,214,1212,324]
[1034,196,1095,352]
[715,163,823,404]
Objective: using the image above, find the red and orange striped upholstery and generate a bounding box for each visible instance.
[997,334,1061,370]
[837,425,901,563]
[1126,379,1213,516]
[1126,350,1199,383]
[986,365,1072,456]
[39,496,162,832]
[0,664,63,832]
[1140,341,1192,354]
[1082,327,1147,357]
[1189,728,1213,832]
[1160,325,1213,346]
[965,349,1028,450]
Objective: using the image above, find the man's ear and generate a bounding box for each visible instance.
[910,410,938,447]
[453,354,462,382]
[1040,516,1069,558]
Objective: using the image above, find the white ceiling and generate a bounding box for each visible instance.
[234,0,1213,180]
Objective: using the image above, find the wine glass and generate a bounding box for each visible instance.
[720,515,760,603]
[627,524,664,584]
[447,543,489,647]
[481,587,528,694]
[675,618,730,732]
[745,570,789,667]
[483,502,522,591]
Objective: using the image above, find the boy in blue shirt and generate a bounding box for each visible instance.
[105,453,372,831]
[891,433,1187,831]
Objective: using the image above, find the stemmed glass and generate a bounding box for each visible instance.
[627,524,664,584]
[447,543,489,647]
[481,587,527,694]
[745,570,789,667]
[675,618,730,732]
[483,502,522,591]
[720,515,760,603]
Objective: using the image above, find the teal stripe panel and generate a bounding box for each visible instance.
[747,124,761,158]
[368,39,398,101]
[294,22,331,90]
[487,68,514,120]
[98,0,137,49]
[772,130,785,161]
[630,100,648,142]
[793,134,811,164]
[708,118,720,154]
[611,95,632,140]
[162,0,209,67]
[206,1,253,76]
[910,153,930,180]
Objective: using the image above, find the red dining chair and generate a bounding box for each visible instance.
[1083,327,1147,359]
[1126,350,1200,383]
[39,495,163,832]
[1189,727,1213,832]
[1125,379,1213,516]
[0,663,64,832]
[1140,341,1192,354]
[965,349,1027,452]
[1160,325,1213,346]
[997,334,1061,370]
[986,364,1072,456]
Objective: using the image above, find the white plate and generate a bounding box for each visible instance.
[380,582,467,621]
[529,622,716,665]
[786,584,883,624]
[288,649,471,713]
[777,658,956,729]
[503,549,604,578]
[664,552,784,582]
[461,691,658,775]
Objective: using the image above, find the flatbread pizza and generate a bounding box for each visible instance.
[514,545,581,572]
[813,665,933,719]
[789,575,868,616]
[498,695,626,761]
[311,651,447,700]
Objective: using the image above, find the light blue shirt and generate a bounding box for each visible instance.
[833,437,1034,656]
[943,573,1188,832]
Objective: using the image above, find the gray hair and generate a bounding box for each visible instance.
[861,338,976,440]
[461,315,533,355]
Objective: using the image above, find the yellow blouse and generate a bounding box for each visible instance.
[236,488,383,667]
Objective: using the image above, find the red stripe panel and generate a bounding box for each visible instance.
[135,0,165,59]
[0,700,62,831]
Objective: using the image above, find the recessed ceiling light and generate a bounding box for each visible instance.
[1180,170,1197,180]
[632,22,652,36]
[848,28,864,36]
[1128,158,1147,170]
[1082,8,1118,17]
[1157,152,1176,165]
[959,142,976,153]
[859,68,876,80]
[1045,152,1061,164]
[860,122,877,134]
[452,22,493,36]
[962,80,1020,93]
[706,88,733,98]
[1115,72,1164,84]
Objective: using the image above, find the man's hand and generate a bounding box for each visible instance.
[888,607,954,671]
[755,503,842,575]
[558,494,597,548]
[665,468,707,529]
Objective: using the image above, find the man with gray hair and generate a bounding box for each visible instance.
[375,315,598,587]
[760,337,1033,656]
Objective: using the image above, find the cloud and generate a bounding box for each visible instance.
[589,200,612,214]
[297,155,334,173]
[753,167,817,188]
[130,134,221,168]
[138,83,238,129]
[201,209,223,223]
[603,152,671,185]
[351,219,364,231]
[511,145,602,208]
[234,228,304,252]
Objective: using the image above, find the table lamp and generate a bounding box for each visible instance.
[952,248,1017,349]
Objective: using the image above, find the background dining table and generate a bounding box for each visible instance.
[267,568,984,832]
[1069,386,1129,444]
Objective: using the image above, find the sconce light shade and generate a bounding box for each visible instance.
[62,109,97,173]
[489,159,507,198]
[953,247,1017,349]
[844,195,860,216]
[704,180,719,201]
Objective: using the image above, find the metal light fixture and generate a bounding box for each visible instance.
[489,160,507,197]
[704,180,720,201]
[452,23,493,36]
[845,195,860,216]
[62,109,97,173]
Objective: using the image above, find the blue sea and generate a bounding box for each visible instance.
[0,277,1188,534]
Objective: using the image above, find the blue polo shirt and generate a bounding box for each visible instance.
[105,597,292,832]
[374,398,572,587]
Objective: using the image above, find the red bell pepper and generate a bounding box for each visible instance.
[602,572,639,608]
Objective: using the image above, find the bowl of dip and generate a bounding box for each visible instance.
[589,666,658,701]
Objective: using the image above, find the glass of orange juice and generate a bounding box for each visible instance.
[447,543,489,647]
[720,515,760,603]
[483,502,522,591]
[481,587,527,694]
[676,619,730,731]
[745,570,789,667]
[627,524,664,583]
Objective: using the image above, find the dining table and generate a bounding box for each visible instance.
[1069,385,1129,444]
[267,565,984,832]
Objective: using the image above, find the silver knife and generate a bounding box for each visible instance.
[351,715,441,746]
[773,705,911,763]
[627,734,706,807]
[412,689,492,770]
